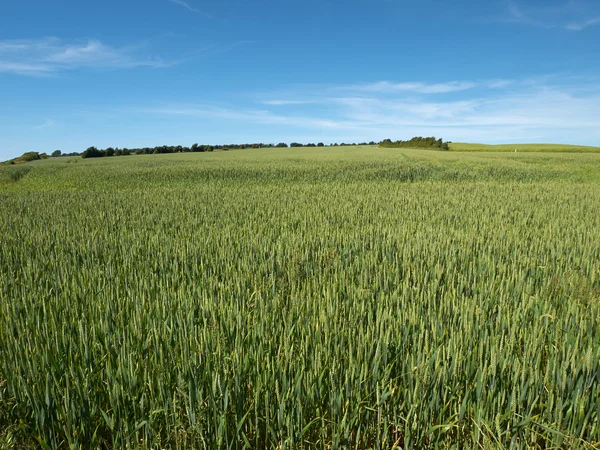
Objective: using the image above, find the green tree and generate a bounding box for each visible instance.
[379,136,450,151]
[81,147,105,159]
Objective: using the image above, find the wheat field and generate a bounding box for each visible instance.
[1,146,599,449]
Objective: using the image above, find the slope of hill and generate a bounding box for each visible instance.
[450,142,600,152]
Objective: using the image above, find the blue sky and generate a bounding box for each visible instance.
[1,0,600,158]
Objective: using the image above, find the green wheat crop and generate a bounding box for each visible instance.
[1,146,599,449]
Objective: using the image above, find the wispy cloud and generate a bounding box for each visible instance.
[34,119,56,129]
[139,105,358,130]
[565,17,600,30]
[348,81,477,94]
[262,100,319,106]
[262,79,513,107]
[0,61,54,76]
[505,1,600,31]
[137,76,600,144]
[507,3,552,28]
[487,79,513,89]
[168,0,212,18]
[0,37,168,76]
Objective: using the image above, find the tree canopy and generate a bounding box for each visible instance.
[379,137,450,150]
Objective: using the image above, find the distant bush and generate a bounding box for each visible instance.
[14,152,42,163]
[8,151,48,164]
[81,147,105,159]
[380,136,450,151]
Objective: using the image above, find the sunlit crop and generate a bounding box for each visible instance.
[1,147,599,449]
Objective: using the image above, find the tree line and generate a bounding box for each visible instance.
[7,138,450,164]
[76,142,378,158]
[379,137,451,150]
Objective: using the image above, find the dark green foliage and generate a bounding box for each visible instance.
[380,136,451,150]
[82,146,132,158]
[13,152,42,163]
[51,150,62,157]
[8,151,52,163]
[81,146,105,159]
[133,143,278,154]
[73,142,382,160]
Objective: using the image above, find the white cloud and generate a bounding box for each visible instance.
[505,1,600,31]
[487,79,513,89]
[34,119,56,129]
[140,106,359,130]
[507,3,552,28]
[0,37,168,76]
[168,0,212,17]
[565,17,600,30]
[262,100,319,106]
[138,77,600,144]
[349,81,477,94]
[0,61,54,76]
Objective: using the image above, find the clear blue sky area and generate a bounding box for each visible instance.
[1,0,599,158]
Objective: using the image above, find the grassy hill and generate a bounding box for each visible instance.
[450,142,600,152]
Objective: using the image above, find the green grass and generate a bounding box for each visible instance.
[450,142,600,153]
[1,146,599,449]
